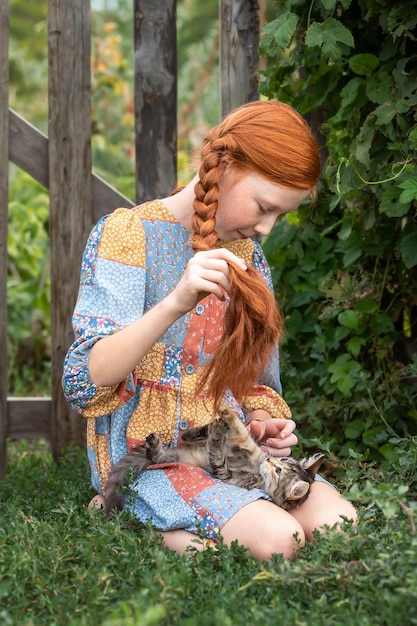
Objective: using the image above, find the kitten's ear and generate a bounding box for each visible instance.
[288,480,310,501]
[302,453,325,478]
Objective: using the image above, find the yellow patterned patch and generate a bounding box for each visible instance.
[135,343,165,381]
[98,208,146,266]
[81,385,123,419]
[126,386,179,444]
[243,390,292,420]
[220,238,255,267]
[139,199,179,222]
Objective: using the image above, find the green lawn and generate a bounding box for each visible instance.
[1,441,416,626]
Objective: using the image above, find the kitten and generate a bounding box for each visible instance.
[104,407,324,517]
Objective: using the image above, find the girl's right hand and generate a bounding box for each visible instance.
[167,249,247,315]
[89,250,246,387]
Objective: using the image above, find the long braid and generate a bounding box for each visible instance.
[190,101,320,410]
[191,128,284,411]
[191,130,224,251]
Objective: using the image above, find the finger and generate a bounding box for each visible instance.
[247,420,264,442]
[194,249,247,272]
[265,433,298,450]
[277,419,297,440]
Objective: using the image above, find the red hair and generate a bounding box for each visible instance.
[192,100,321,410]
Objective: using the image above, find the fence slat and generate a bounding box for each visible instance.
[0,0,9,477]
[48,0,92,457]
[7,399,52,440]
[133,0,177,202]
[9,108,134,220]
[219,0,259,117]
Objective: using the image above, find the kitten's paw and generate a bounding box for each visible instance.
[145,433,160,446]
[217,416,230,428]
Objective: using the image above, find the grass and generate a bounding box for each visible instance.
[1,440,417,626]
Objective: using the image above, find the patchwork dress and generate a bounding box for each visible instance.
[62,200,292,539]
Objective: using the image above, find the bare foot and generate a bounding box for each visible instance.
[88,494,105,510]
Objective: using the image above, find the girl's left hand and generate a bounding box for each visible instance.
[247,411,298,457]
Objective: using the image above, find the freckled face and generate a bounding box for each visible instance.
[215,167,310,242]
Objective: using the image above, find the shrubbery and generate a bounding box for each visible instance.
[260,0,417,465]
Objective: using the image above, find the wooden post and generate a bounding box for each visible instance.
[0,0,9,477]
[48,0,92,457]
[219,0,260,118]
[133,0,177,202]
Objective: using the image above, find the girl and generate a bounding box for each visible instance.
[62,100,357,560]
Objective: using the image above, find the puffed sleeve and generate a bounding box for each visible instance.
[62,208,147,417]
[241,241,292,420]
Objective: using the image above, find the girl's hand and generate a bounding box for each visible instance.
[247,411,298,457]
[167,249,247,315]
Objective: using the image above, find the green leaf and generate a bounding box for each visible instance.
[328,354,362,396]
[338,309,360,330]
[260,10,298,53]
[349,53,379,76]
[409,126,417,145]
[366,73,394,105]
[399,178,417,204]
[305,18,354,64]
[321,0,337,10]
[340,77,364,108]
[354,119,375,166]
[373,102,397,126]
[345,418,365,439]
[371,313,395,334]
[353,298,378,314]
[346,337,366,358]
[400,229,417,269]
[337,233,363,266]
[379,187,410,217]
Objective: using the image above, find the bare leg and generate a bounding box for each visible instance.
[290,481,358,540]
[88,494,105,510]
[163,499,306,560]
[220,499,305,560]
[160,529,217,553]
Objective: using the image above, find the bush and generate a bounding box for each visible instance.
[1,443,417,626]
[7,169,51,395]
[260,0,417,463]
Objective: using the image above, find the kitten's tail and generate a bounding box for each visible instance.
[104,448,151,519]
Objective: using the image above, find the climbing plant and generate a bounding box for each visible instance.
[260,0,417,462]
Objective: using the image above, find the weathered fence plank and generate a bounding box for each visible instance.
[7,398,52,440]
[9,109,134,221]
[48,0,93,456]
[133,0,177,202]
[0,0,9,477]
[219,0,260,117]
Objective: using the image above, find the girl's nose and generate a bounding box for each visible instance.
[254,215,277,237]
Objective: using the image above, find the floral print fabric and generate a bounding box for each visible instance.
[62,200,291,534]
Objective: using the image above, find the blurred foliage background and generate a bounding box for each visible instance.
[7,0,417,472]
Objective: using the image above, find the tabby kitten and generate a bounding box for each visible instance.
[104,407,324,517]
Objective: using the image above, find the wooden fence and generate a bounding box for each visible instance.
[0,0,261,476]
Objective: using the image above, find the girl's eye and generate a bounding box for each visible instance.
[259,204,269,214]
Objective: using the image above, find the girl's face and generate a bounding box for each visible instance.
[215,166,310,242]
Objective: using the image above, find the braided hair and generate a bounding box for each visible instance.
[192,101,321,410]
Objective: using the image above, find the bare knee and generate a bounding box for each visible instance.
[291,482,358,541]
[88,494,105,510]
[160,529,216,554]
[251,519,305,560]
[221,500,305,560]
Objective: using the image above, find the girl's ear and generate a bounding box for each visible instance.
[218,152,233,175]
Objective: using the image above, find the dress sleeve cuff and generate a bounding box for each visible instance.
[242,385,292,420]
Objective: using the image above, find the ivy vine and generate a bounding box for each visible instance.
[260,0,417,463]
